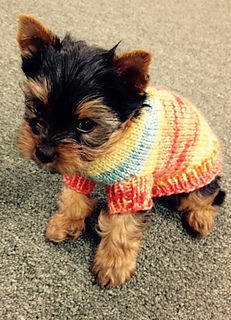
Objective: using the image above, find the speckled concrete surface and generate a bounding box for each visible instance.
[0,1,230,319]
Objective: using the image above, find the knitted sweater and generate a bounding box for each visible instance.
[64,87,222,214]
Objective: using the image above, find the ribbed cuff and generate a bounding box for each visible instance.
[63,175,96,195]
[106,176,154,214]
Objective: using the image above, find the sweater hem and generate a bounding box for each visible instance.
[152,158,222,198]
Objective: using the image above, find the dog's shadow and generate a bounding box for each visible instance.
[152,195,180,222]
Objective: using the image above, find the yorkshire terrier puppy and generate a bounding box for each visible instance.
[17,14,225,287]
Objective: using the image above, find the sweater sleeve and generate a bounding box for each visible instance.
[106,175,154,214]
[63,175,96,195]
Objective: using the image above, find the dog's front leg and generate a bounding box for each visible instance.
[46,185,95,242]
[93,210,148,288]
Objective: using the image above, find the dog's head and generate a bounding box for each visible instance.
[17,14,152,175]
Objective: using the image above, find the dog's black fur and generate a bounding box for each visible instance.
[22,35,146,129]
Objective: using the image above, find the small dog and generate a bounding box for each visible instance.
[17,14,225,287]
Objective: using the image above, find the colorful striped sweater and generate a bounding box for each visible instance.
[64,87,222,214]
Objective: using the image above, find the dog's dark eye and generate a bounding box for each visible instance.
[34,99,45,110]
[76,119,95,133]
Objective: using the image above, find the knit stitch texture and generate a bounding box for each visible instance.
[64,87,222,214]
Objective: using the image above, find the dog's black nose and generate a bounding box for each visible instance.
[35,145,57,163]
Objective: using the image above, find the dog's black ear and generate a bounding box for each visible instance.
[114,50,152,94]
[106,41,121,60]
[17,14,59,58]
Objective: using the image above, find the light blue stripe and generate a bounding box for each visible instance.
[91,97,161,184]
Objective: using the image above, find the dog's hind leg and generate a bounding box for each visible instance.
[178,177,225,236]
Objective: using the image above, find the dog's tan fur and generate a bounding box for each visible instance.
[23,78,50,105]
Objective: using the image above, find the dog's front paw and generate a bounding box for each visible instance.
[92,246,136,288]
[46,212,85,242]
